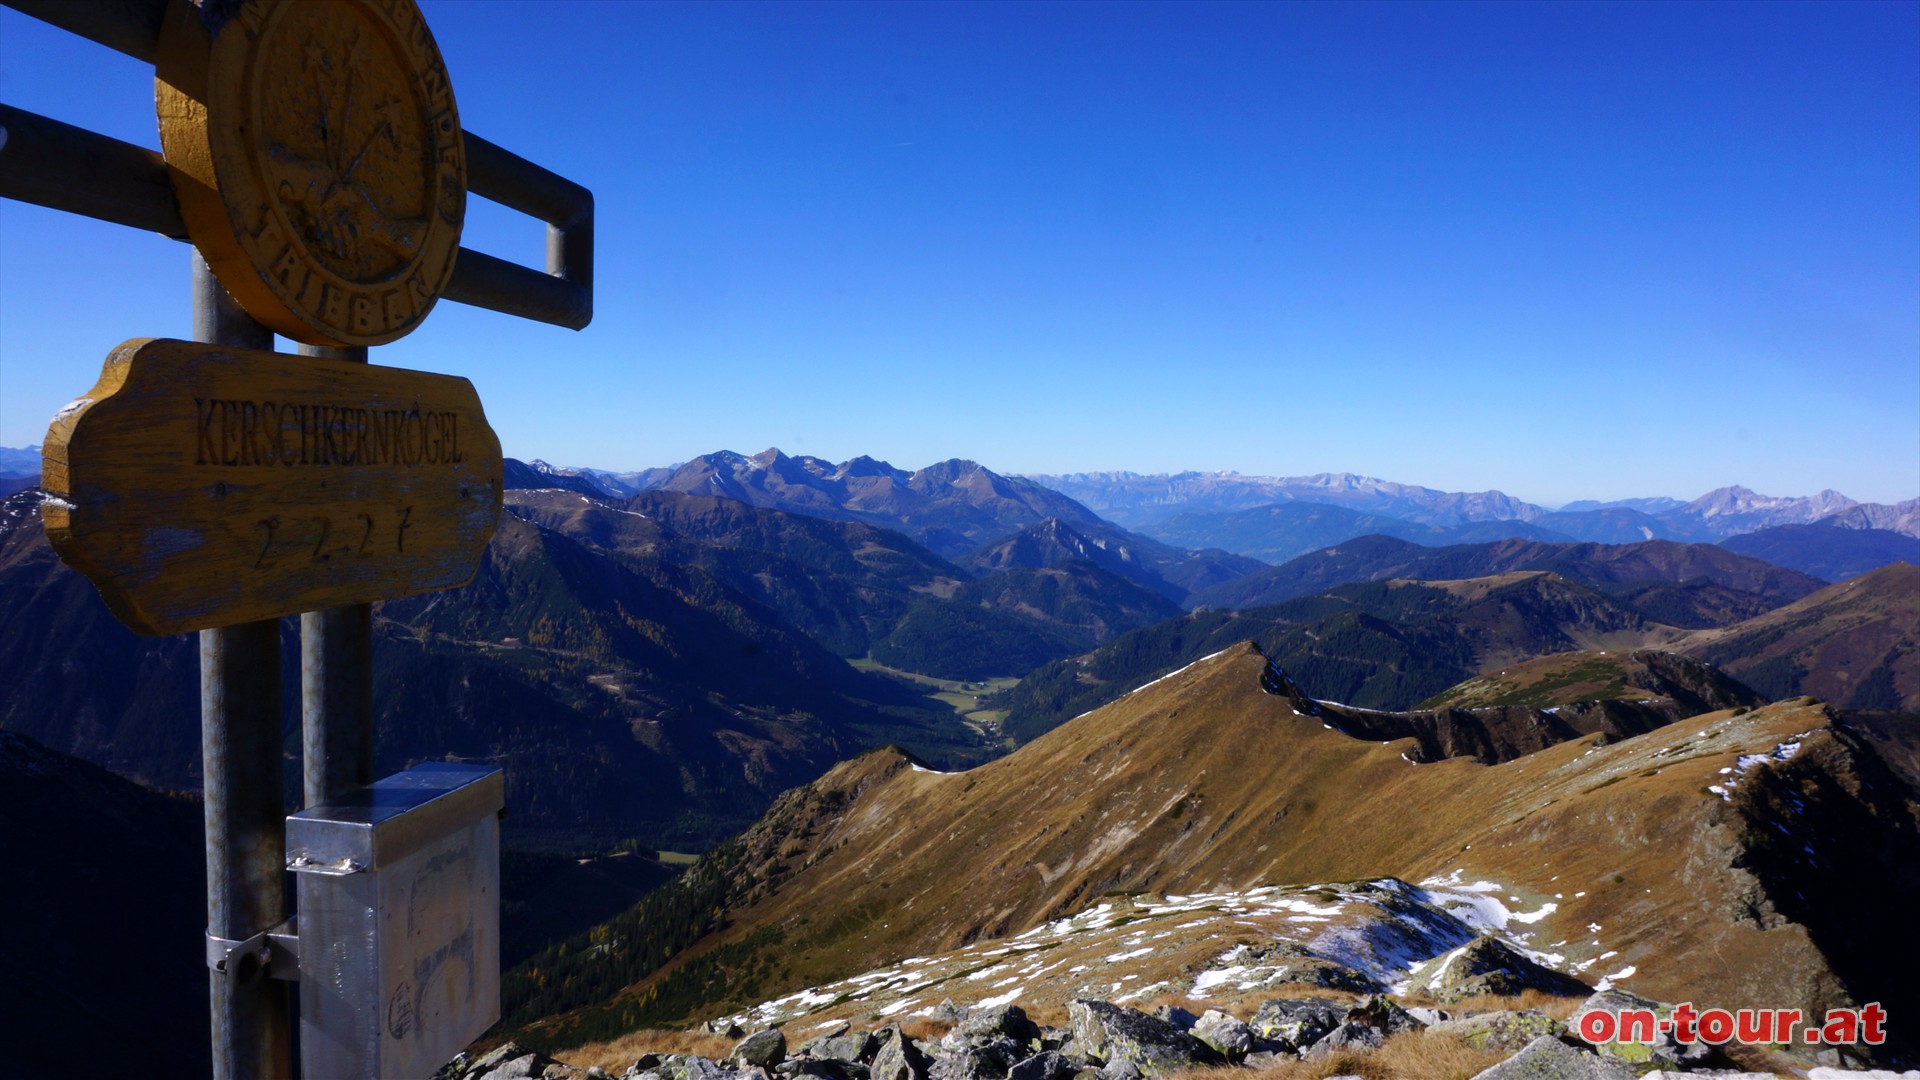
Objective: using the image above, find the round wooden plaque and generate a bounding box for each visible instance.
[156,0,467,346]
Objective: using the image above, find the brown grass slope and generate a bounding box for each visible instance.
[1418,648,1765,713]
[529,645,1920,1055]
[1685,561,1920,712]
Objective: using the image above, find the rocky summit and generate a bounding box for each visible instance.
[503,642,1919,1072]
[444,994,1915,1080]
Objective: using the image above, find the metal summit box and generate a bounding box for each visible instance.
[287,762,505,1080]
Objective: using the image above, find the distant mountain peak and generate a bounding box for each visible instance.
[833,454,903,480]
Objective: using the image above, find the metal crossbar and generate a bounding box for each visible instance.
[0,0,595,331]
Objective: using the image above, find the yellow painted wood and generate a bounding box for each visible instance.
[42,338,502,636]
[155,0,465,347]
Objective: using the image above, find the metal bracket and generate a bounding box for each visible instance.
[206,917,300,983]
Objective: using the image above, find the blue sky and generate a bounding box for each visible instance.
[2,0,1915,506]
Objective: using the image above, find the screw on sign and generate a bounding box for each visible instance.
[41,337,503,636]
[155,0,467,346]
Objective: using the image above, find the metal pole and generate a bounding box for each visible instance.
[297,344,375,807]
[195,252,292,1080]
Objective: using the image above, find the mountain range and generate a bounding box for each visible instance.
[508,453,1920,580]
[1030,469,1920,544]
[502,646,1920,1067]
[5,442,1919,1070]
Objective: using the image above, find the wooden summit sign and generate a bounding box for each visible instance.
[42,338,503,636]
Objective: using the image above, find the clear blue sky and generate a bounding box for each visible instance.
[3,1,1916,506]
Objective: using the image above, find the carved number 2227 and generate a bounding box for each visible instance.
[253,507,414,569]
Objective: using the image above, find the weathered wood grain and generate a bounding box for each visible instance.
[42,338,502,636]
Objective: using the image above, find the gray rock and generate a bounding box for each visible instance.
[1568,990,1710,1072]
[1642,1073,1787,1079]
[1240,1051,1288,1069]
[1429,1011,1568,1054]
[1408,1007,1452,1026]
[734,1029,789,1070]
[1248,997,1346,1052]
[871,1027,931,1080]
[1345,994,1424,1036]
[475,1054,546,1080]
[1466,1035,1636,1080]
[1150,1006,1197,1031]
[655,1056,734,1080]
[959,1004,1044,1051]
[1006,1052,1078,1080]
[1190,1010,1252,1060]
[933,1036,1025,1080]
[801,1031,877,1064]
[467,1044,535,1074]
[1304,1022,1384,1060]
[1067,1000,1225,1080]
[778,1060,865,1080]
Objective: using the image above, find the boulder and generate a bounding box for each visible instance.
[1005,1052,1078,1080]
[1344,995,1424,1036]
[734,1030,789,1070]
[653,1056,737,1080]
[935,1037,1027,1080]
[871,1027,931,1080]
[803,1031,877,1064]
[1568,990,1710,1072]
[1304,1022,1384,1060]
[1248,998,1346,1052]
[1429,1011,1568,1054]
[1190,1010,1252,1060]
[1407,1007,1452,1026]
[1066,1000,1225,1080]
[958,1004,1044,1052]
[472,1052,546,1080]
[1466,1035,1636,1080]
[1150,1006,1197,1031]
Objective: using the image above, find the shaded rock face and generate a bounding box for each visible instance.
[1004,1050,1077,1080]
[1065,1000,1225,1080]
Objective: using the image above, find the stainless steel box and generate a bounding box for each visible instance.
[287,763,504,1080]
